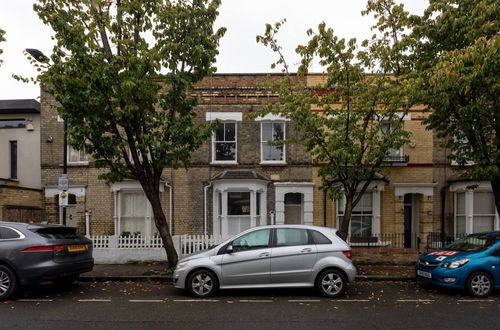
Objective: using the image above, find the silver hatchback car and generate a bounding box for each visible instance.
[174,225,356,298]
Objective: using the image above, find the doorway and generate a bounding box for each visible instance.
[284,193,303,225]
[403,194,420,248]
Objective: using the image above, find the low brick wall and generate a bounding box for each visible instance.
[352,247,421,265]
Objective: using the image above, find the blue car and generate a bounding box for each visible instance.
[416,232,500,297]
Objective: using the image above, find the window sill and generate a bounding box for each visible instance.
[211,161,238,166]
[60,162,90,167]
[260,161,287,166]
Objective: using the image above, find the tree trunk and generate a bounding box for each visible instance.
[339,194,354,240]
[491,179,500,218]
[143,186,179,267]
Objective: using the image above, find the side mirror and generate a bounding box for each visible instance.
[226,245,233,254]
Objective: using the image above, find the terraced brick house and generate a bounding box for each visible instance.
[0,99,43,223]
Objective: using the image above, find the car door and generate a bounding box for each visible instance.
[490,243,500,286]
[270,228,317,284]
[220,229,271,286]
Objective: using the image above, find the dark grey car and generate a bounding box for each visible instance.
[0,222,94,301]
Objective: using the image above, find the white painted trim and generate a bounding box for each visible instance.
[254,114,290,121]
[449,181,492,192]
[394,183,437,197]
[205,112,242,121]
[274,183,314,226]
[110,180,165,192]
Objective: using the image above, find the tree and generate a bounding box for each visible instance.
[256,0,413,238]
[0,28,5,67]
[410,0,500,214]
[31,0,226,267]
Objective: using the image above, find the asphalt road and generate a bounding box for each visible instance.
[0,280,499,330]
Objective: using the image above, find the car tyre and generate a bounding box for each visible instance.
[52,274,80,288]
[467,271,494,298]
[186,269,218,298]
[316,269,347,298]
[0,265,19,301]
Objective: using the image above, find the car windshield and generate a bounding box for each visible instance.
[446,234,500,252]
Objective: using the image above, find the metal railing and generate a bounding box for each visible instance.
[347,233,420,249]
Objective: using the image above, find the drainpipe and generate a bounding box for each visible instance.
[204,182,212,236]
[165,182,173,235]
[323,189,327,227]
[85,210,91,236]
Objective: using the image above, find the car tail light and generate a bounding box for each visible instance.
[23,245,66,252]
[342,250,352,260]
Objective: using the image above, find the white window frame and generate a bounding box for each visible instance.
[337,192,374,237]
[380,121,404,159]
[67,145,89,165]
[454,189,499,236]
[211,121,238,164]
[260,121,286,164]
[117,190,155,237]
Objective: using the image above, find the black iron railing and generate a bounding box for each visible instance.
[347,233,420,249]
[383,154,410,163]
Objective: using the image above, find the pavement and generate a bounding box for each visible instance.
[80,262,416,282]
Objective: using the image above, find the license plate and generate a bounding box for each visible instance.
[417,270,432,279]
[67,244,87,252]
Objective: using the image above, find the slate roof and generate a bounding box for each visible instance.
[0,99,41,114]
[211,170,269,181]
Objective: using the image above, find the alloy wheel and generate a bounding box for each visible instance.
[470,274,491,297]
[321,272,343,296]
[0,270,11,297]
[191,273,214,296]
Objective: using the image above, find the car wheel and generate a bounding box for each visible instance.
[467,271,494,298]
[186,270,218,298]
[0,265,18,301]
[52,275,79,288]
[316,269,347,298]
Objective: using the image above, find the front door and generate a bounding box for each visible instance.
[404,194,412,248]
[284,193,302,225]
[270,228,317,284]
[221,229,271,286]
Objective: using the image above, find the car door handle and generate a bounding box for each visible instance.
[301,248,312,253]
[258,252,270,258]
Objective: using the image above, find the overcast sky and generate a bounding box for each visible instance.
[0,0,428,100]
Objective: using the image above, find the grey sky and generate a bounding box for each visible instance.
[0,0,428,100]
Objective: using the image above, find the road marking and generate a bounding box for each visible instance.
[129,299,164,303]
[173,299,219,302]
[78,299,112,302]
[18,299,53,302]
[457,299,495,303]
[397,299,435,303]
[239,299,273,303]
[288,299,321,303]
[336,299,371,302]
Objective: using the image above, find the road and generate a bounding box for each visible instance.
[0,280,499,329]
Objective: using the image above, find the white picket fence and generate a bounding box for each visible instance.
[87,234,223,260]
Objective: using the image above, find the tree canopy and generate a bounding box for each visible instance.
[31,0,226,266]
[256,0,413,238]
[410,0,500,213]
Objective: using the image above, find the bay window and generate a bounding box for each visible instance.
[455,190,498,235]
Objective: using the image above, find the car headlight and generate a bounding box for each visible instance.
[442,258,470,269]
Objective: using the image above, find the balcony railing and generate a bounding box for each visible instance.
[383,154,409,163]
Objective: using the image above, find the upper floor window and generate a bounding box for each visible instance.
[10,141,17,179]
[380,121,404,161]
[261,122,285,163]
[213,122,236,162]
[68,145,89,164]
[0,119,25,129]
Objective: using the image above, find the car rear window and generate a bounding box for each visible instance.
[31,227,78,239]
[0,227,21,239]
[310,230,332,244]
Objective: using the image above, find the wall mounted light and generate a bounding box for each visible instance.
[408,141,417,148]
